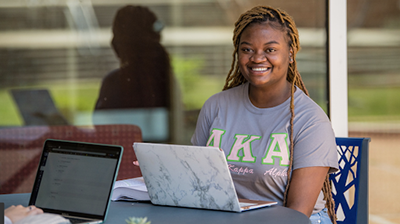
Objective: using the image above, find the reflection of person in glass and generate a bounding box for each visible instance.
[93,5,173,142]
[191,6,338,224]
[95,5,169,109]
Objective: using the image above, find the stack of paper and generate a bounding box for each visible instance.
[111,177,150,201]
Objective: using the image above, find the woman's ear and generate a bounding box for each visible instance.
[289,48,294,63]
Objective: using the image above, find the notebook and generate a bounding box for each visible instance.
[133,142,277,212]
[29,139,123,224]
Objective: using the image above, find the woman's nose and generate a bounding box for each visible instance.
[251,52,267,63]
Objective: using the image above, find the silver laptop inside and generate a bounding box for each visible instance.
[133,142,277,212]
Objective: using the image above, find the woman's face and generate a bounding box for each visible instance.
[238,22,292,91]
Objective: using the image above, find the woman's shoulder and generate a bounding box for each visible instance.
[201,84,246,114]
[206,83,246,103]
[294,89,331,123]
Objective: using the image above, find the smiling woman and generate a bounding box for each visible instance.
[191,5,338,224]
[238,22,292,108]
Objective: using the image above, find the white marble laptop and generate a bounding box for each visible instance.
[133,142,277,212]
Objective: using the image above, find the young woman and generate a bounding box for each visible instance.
[191,6,338,224]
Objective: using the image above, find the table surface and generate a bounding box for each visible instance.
[0,193,311,224]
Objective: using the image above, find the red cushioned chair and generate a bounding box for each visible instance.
[0,124,143,194]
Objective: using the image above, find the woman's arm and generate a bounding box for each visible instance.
[286,166,329,217]
[5,205,43,223]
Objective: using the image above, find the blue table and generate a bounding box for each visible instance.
[1,193,311,224]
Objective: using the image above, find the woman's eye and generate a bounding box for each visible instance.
[242,48,252,52]
[266,48,275,53]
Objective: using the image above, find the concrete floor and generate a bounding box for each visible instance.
[349,132,400,224]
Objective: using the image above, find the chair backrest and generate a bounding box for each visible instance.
[0,124,143,194]
[330,137,370,224]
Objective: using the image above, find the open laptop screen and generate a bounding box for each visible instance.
[29,139,122,220]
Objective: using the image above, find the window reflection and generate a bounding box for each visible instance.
[0,1,328,145]
[93,5,173,143]
[0,0,328,193]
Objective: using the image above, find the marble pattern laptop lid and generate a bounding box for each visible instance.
[133,143,243,212]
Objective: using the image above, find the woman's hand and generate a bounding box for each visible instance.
[286,166,329,217]
[5,205,43,223]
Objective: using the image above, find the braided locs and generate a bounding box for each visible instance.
[223,6,336,223]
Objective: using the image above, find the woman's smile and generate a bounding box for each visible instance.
[250,67,271,72]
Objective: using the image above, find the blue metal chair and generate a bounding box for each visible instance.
[330,137,370,224]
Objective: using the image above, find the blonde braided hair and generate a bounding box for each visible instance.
[223,6,336,223]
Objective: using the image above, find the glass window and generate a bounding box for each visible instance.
[0,0,327,193]
[347,0,400,223]
[0,0,328,140]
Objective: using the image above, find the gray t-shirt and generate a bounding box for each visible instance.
[191,82,338,214]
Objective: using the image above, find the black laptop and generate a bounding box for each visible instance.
[29,139,123,224]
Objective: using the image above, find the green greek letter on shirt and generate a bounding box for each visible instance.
[226,134,261,163]
[262,133,290,166]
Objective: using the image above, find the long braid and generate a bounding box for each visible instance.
[224,6,336,224]
[284,71,297,206]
